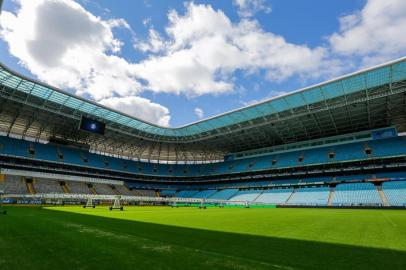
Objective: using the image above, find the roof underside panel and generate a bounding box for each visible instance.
[1,58,406,140]
[0,58,406,161]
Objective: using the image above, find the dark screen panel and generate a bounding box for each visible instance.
[372,128,397,140]
[79,117,105,135]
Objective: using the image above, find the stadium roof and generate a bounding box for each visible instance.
[1,57,406,162]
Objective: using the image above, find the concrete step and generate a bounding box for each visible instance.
[327,187,335,206]
[285,189,296,204]
[377,185,390,206]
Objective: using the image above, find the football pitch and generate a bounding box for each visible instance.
[0,206,405,270]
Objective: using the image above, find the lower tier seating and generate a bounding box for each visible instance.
[190,189,218,199]
[332,183,381,206]
[176,190,200,198]
[92,183,115,195]
[2,173,406,207]
[160,190,177,196]
[229,190,262,202]
[66,181,91,194]
[254,189,293,204]
[1,175,28,194]
[208,189,239,200]
[114,185,133,196]
[133,189,156,197]
[382,181,406,206]
[287,187,330,206]
[34,178,64,194]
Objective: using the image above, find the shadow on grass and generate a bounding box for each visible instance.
[2,207,406,270]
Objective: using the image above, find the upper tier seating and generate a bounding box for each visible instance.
[34,178,63,194]
[332,182,381,206]
[375,172,406,179]
[1,135,405,177]
[287,187,330,205]
[254,189,293,204]
[382,181,406,206]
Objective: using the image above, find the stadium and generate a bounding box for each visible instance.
[1,1,406,269]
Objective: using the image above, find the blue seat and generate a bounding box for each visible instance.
[382,181,406,206]
[333,182,381,206]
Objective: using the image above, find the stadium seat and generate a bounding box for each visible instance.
[255,189,294,204]
[332,182,381,206]
[190,189,218,199]
[229,190,263,202]
[209,189,239,200]
[382,181,406,206]
[34,178,64,194]
[176,190,200,198]
[1,135,406,177]
[287,187,330,206]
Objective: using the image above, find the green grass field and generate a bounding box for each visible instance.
[0,206,405,270]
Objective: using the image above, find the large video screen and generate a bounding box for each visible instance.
[79,116,105,135]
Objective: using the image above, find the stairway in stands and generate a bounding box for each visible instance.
[0,174,4,189]
[284,189,296,204]
[376,185,390,206]
[327,187,335,206]
[25,178,36,194]
[89,184,97,195]
[111,186,120,195]
[60,182,70,194]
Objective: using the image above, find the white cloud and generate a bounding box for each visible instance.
[134,28,166,53]
[233,0,271,18]
[0,0,141,100]
[4,0,404,128]
[134,3,333,97]
[1,0,140,100]
[142,17,151,26]
[99,96,171,127]
[0,0,172,126]
[329,0,406,65]
[0,0,339,103]
[194,107,204,119]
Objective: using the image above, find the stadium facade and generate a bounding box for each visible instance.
[1,52,406,207]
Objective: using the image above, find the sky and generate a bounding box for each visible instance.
[0,0,405,127]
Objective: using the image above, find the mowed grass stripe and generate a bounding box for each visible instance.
[0,206,406,270]
[0,207,277,270]
[51,206,406,251]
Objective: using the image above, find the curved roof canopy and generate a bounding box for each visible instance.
[1,57,406,161]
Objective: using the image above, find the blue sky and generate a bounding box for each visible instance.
[1,0,405,127]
